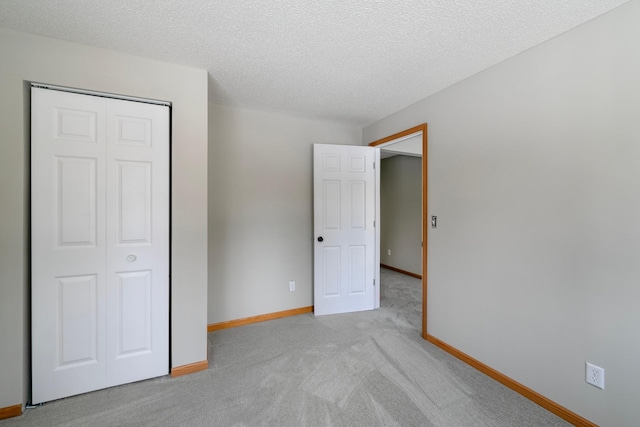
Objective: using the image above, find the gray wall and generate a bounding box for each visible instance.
[364,2,640,425]
[380,156,422,275]
[0,28,209,410]
[208,104,362,323]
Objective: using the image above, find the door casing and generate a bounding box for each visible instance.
[369,124,428,337]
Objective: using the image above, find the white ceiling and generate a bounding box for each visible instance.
[380,133,423,159]
[0,0,629,126]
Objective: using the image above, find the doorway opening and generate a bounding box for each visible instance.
[369,124,427,338]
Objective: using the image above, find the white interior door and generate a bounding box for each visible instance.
[104,97,169,387]
[31,88,169,404]
[313,144,376,316]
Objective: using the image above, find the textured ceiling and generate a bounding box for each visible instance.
[0,0,630,126]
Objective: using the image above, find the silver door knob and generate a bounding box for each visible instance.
[126,254,137,262]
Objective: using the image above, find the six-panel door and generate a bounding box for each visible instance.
[31,88,169,403]
[313,144,376,316]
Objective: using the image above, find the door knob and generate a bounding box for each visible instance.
[317,236,324,242]
[126,254,137,262]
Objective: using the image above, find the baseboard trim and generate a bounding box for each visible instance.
[381,264,422,280]
[425,334,597,427]
[208,306,314,332]
[170,360,208,377]
[0,404,22,420]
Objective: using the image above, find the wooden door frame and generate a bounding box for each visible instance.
[368,123,428,338]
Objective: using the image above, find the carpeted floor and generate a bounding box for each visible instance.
[3,268,570,426]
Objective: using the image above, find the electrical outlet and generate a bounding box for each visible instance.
[586,363,605,389]
[387,249,391,256]
[289,281,295,292]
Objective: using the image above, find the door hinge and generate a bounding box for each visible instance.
[373,279,376,287]
[373,161,375,170]
[373,220,375,227]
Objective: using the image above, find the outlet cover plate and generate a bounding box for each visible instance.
[586,362,605,389]
[289,281,295,292]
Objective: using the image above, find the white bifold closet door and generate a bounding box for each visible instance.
[31,88,169,404]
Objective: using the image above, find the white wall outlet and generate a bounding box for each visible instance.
[289,281,295,292]
[387,249,391,256]
[586,362,605,389]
